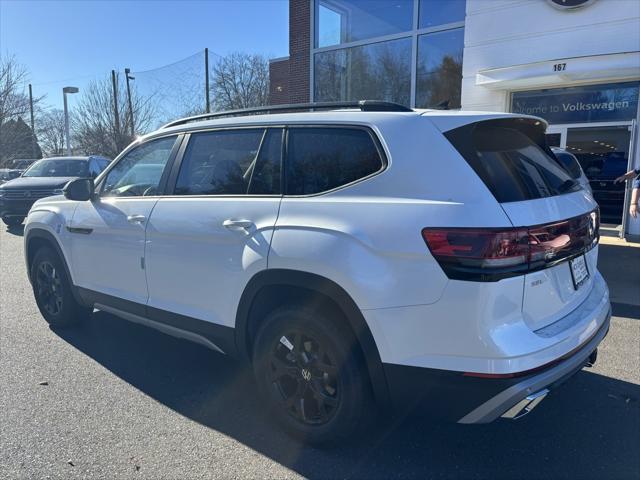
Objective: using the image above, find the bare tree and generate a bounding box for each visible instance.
[37,109,67,156]
[0,56,43,165]
[0,56,30,126]
[211,52,269,111]
[72,73,156,158]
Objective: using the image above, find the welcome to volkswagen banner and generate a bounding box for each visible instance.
[511,82,639,124]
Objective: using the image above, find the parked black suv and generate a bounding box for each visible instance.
[0,156,110,226]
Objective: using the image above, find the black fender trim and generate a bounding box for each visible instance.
[24,228,87,306]
[235,269,391,408]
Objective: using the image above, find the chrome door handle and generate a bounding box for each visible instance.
[127,214,146,224]
[223,219,253,232]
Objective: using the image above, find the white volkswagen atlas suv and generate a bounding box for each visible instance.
[24,101,610,444]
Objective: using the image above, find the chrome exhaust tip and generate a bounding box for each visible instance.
[501,389,549,420]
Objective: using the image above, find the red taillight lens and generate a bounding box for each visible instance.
[422,210,599,282]
[422,228,530,280]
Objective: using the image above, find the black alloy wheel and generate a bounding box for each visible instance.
[30,246,91,328]
[268,330,340,425]
[253,306,372,444]
[35,260,64,316]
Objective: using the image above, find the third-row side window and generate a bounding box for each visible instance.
[286,127,384,195]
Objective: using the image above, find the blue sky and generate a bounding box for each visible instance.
[0,0,289,109]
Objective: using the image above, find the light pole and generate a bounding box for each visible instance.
[124,68,135,137]
[62,86,79,155]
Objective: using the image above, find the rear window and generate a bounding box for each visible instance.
[446,120,581,203]
[286,127,384,195]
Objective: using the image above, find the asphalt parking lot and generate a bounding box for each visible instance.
[1,225,638,479]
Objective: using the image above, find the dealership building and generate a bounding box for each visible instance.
[270,0,640,238]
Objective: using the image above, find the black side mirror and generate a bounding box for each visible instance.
[63,178,95,201]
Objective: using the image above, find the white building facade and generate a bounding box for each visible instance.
[462,0,640,237]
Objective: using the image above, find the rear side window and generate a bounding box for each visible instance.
[446,120,581,203]
[175,128,281,195]
[286,127,384,195]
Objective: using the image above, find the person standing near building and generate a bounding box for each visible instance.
[615,168,640,218]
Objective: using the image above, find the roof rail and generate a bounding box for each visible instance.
[161,100,413,129]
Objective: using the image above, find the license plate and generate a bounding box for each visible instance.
[569,255,590,290]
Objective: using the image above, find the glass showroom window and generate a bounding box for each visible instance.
[419,0,466,29]
[316,0,414,48]
[416,28,464,109]
[314,37,412,106]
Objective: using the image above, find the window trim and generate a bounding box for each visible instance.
[95,133,184,198]
[283,124,389,197]
[165,126,285,198]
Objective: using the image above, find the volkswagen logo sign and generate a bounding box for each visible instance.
[547,0,596,10]
[301,368,312,382]
[24,191,30,198]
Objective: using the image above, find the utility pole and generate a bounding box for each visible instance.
[124,68,135,137]
[28,84,36,158]
[205,48,210,113]
[111,70,121,150]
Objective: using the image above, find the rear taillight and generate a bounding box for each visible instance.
[422,209,599,281]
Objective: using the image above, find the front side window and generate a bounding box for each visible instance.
[174,128,281,196]
[286,127,384,195]
[101,136,177,197]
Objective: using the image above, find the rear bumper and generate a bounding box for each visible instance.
[458,309,609,423]
[383,309,610,423]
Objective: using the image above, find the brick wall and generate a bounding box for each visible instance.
[269,57,290,105]
[288,0,311,103]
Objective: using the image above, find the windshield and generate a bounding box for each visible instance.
[23,159,89,178]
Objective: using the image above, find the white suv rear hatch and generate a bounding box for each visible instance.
[441,116,599,331]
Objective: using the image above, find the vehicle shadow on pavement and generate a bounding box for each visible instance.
[56,311,640,480]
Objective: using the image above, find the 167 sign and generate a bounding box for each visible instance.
[547,0,596,9]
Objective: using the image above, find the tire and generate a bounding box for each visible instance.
[2,216,24,227]
[252,305,372,445]
[30,246,91,328]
